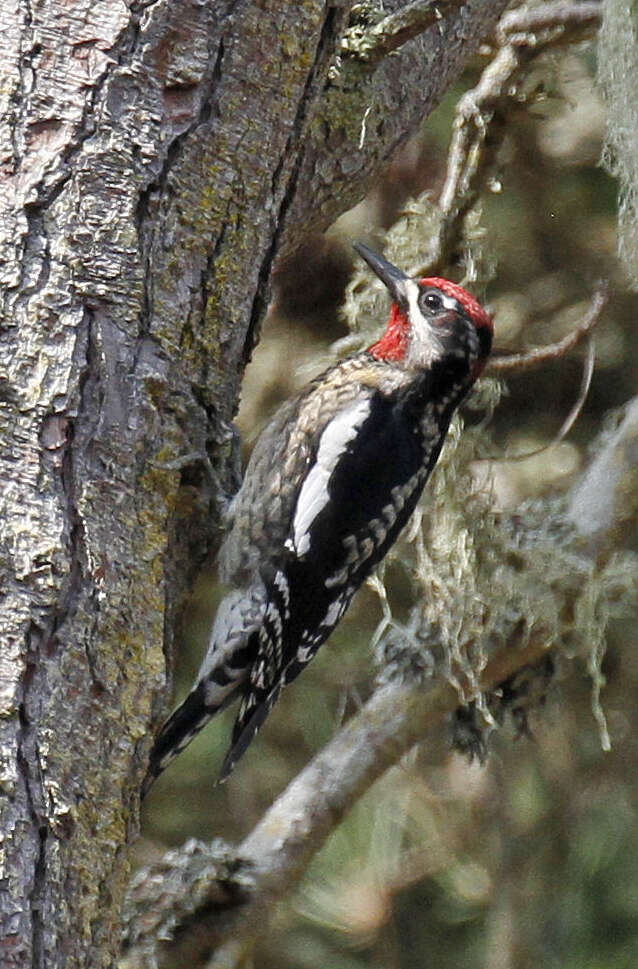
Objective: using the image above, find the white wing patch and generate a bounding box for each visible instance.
[292,396,372,557]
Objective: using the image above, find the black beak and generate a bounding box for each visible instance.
[353,241,411,310]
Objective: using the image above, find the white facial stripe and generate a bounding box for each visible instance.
[404,278,422,322]
[440,291,459,311]
[404,279,444,367]
[292,397,372,556]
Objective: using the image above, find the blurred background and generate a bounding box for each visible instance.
[140,41,638,969]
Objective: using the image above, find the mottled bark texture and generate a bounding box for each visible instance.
[0,1,508,966]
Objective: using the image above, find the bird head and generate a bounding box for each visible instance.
[353,242,493,377]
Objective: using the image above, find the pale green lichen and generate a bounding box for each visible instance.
[338,142,638,751]
[371,410,638,750]
[121,838,253,968]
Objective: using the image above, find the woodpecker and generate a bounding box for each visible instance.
[144,243,493,794]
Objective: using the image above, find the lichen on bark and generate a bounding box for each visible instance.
[0,0,510,965]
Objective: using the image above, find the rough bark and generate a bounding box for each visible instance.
[0,0,509,966]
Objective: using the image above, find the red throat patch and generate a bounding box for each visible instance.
[369,278,492,362]
[368,303,410,361]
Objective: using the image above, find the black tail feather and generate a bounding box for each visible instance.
[219,684,282,782]
[218,655,312,781]
[143,682,214,797]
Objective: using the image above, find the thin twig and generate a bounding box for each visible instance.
[487,337,596,464]
[481,283,608,464]
[438,45,520,219]
[428,0,602,276]
[487,281,609,373]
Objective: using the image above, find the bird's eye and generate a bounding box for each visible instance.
[420,290,443,313]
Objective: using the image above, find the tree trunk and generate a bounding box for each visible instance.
[0,1,508,965]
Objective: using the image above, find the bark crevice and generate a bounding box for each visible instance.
[0,2,511,965]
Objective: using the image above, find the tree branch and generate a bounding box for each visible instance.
[123,387,638,967]
[121,6,622,966]
[427,0,602,276]
[123,621,556,968]
[1,2,514,963]
[567,395,638,551]
[341,0,466,65]
[284,0,511,254]
[497,1,602,44]
[487,280,609,373]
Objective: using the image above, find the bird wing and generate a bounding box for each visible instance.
[221,367,440,776]
[219,358,384,586]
